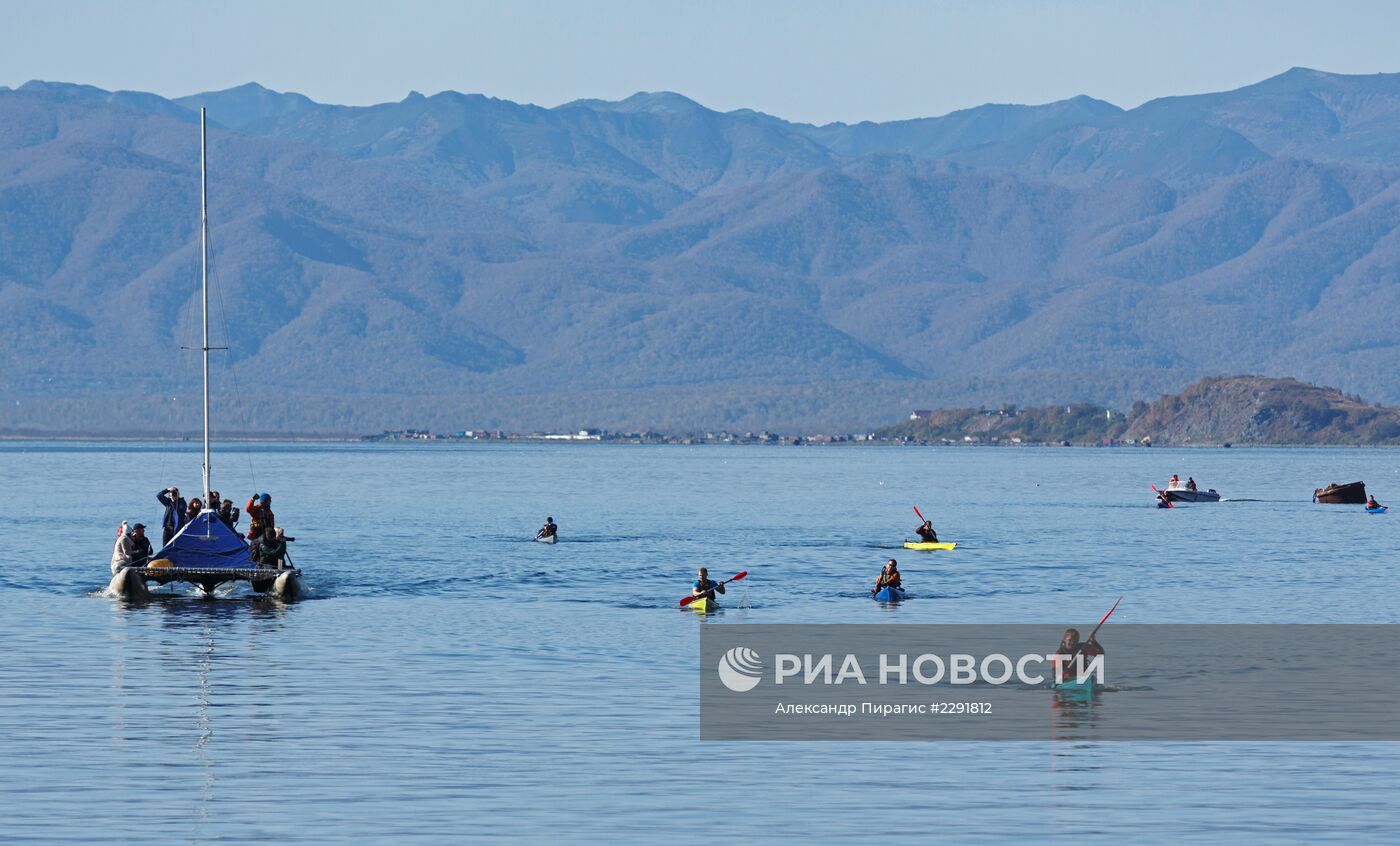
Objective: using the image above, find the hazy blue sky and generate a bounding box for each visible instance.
[6,0,1399,123]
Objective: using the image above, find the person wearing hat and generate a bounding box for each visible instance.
[112,523,153,573]
[157,486,187,546]
[245,492,275,540]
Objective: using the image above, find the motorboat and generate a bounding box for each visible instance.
[1161,480,1221,503]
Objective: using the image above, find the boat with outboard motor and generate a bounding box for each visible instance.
[106,110,301,601]
[1160,480,1222,503]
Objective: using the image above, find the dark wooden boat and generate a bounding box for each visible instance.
[1314,481,1366,504]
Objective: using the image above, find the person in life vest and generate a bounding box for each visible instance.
[1156,490,1172,508]
[1367,494,1385,509]
[872,559,902,595]
[915,520,939,543]
[1168,474,1181,489]
[692,567,726,604]
[1051,627,1104,683]
[536,517,557,540]
[157,486,187,545]
[246,492,274,540]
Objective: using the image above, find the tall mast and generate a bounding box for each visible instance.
[200,108,211,502]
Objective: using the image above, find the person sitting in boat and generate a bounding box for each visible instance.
[246,492,274,540]
[915,520,939,543]
[157,486,187,545]
[112,523,153,573]
[218,498,240,531]
[1367,495,1385,509]
[1156,490,1172,508]
[250,526,288,569]
[872,559,901,595]
[1168,474,1181,489]
[536,517,558,541]
[1051,628,1104,682]
[1186,477,1198,492]
[693,567,725,602]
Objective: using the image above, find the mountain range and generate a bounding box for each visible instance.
[4,68,1400,434]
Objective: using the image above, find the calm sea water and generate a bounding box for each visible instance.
[2,442,1397,844]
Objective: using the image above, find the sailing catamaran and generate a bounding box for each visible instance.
[106,110,301,601]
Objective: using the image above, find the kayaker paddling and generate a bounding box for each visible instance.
[1367,495,1386,510]
[1051,627,1104,684]
[693,567,726,606]
[872,559,902,596]
[535,517,558,542]
[915,520,939,543]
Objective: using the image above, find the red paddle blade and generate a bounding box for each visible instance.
[1098,596,1123,627]
[731,571,749,582]
[679,594,696,607]
[913,505,925,522]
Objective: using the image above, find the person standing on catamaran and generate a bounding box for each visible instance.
[246,492,274,540]
[157,487,187,545]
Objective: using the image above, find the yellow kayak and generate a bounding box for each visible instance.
[902,541,956,551]
[689,597,717,613]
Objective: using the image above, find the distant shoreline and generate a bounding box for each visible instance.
[1,433,1394,449]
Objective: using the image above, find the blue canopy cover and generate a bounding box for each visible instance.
[154,511,256,570]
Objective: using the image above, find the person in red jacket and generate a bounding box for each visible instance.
[246,492,275,540]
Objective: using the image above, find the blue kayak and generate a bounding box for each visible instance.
[1053,676,1100,697]
[873,586,906,602]
[1366,505,1388,513]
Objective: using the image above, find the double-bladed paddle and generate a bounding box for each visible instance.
[1150,484,1174,508]
[679,571,748,606]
